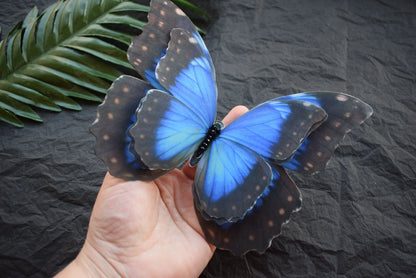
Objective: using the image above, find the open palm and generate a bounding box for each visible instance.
[57,106,247,278]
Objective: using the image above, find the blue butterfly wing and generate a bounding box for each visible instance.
[127,0,212,90]
[193,138,272,224]
[90,75,168,180]
[129,27,217,170]
[129,89,208,170]
[279,92,373,174]
[192,98,324,223]
[220,99,328,164]
[195,165,302,255]
[156,28,217,128]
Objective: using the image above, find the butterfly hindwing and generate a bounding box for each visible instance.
[156,28,217,128]
[280,92,373,174]
[90,75,168,180]
[193,138,272,224]
[195,165,301,255]
[127,0,211,90]
[130,89,208,170]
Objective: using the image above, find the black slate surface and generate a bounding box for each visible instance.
[1,0,415,277]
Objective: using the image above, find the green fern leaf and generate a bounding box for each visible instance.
[0,0,205,128]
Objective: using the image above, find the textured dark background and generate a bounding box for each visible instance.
[1,0,415,277]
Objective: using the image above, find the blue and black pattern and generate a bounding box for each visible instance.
[91,0,373,255]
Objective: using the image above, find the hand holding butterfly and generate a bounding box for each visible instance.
[56,106,248,278]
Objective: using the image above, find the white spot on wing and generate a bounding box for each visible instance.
[175,8,185,16]
[336,94,349,102]
[189,37,198,44]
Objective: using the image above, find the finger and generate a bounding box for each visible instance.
[221,105,249,127]
[182,105,249,180]
[101,172,127,189]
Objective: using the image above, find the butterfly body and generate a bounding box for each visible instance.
[190,121,223,167]
[91,0,373,255]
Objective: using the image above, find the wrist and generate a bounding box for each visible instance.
[55,242,120,278]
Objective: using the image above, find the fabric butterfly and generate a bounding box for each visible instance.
[91,0,373,255]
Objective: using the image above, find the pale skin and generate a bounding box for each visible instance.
[56,106,248,278]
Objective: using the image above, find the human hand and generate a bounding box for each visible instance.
[56,106,248,278]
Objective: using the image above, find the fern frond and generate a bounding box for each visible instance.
[0,0,143,127]
[0,0,205,128]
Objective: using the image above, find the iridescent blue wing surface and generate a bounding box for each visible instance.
[279,92,373,174]
[129,27,217,170]
[193,138,273,224]
[195,165,302,255]
[156,28,217,127]
[90,76,168,180]
[129,89,208,170]
[127,0,212,90]
[220,99,328,163]
[193,99,326,223]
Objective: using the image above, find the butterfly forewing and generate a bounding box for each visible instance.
[195,165,301,255]
[220,99,327,164]
[280,92,373,174]
[127,0,211,90]
[90,76,168,180]
[156,28,217,128]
